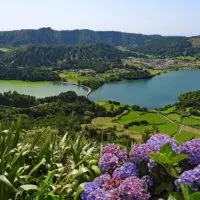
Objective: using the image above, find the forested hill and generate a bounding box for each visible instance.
[0,44,132,68]
[0,28,164,46]
[1,28,200,57]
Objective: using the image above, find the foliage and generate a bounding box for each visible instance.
[0,91,108,132]
[177,90,200,112]
[0,121,101,200]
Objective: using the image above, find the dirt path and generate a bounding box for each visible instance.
[178,124,184,134]
[157,112,176,124]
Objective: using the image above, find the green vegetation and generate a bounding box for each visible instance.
[0,124,101,199]
[0,89,199,199]
[60,67,151,90]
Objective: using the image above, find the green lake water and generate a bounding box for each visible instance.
[89,69,200,109]
[0,80,87,98]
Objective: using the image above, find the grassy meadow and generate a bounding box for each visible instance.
[86,101,200,144]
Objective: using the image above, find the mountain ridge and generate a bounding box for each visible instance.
[0,28,200,57]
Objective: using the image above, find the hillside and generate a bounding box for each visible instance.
[0,28,200,57]
[0,44,130,68]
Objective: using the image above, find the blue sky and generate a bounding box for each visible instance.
[0,0,199,36]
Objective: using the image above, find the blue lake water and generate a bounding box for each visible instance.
[89,69,200,109]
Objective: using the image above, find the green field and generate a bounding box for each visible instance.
[167,113,182,123]
[182,117,200,127]
[85,102,200,144]
[95,101,122,111]
[118,110,169,125]
[59,71,90,84]
[160,106,176,114]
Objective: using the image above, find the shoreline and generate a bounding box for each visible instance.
[62,82,92,98]
[61,66,200,99]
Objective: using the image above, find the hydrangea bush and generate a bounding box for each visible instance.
[82,134,200,200]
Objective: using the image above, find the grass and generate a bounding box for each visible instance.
[160,106,176,115]
[117,110,142,124]
[174,131,199,143]
[118,111,169,125]
[148,69,163,75]
[182,117,200,127]
[117,109,179,136]
[59,71,90,84]
[167,113,182,123]
[87,116,142,141]
[95,101,122,111]
[90,102,200,143]
[157,123,179,135]
[175,127,200,143]
[129,122,179,136]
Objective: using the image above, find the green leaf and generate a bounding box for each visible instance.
[19,184,38,191]
[168,167,179,178]
[160,143,173,155]
[91,165,101,176]
[74,183,85,200]
[181,184,190,200]
[0,175,17,193]
[78,167,90,175]
[171,154,188,165]
[26,158,46,181]
[149,152,171,164]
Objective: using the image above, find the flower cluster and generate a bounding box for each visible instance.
[99,153,119,173]
[99,144,128,173]
[146,134,178,152]
[119,176,150,200]
[82,134,200,199]
[178,139,200,167]
[130,134,178,171]
[113,162,138,179]
[175,164,200,191]
[130,143,156,165]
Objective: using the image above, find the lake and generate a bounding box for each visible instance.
[1,69,200,108]
[89,69,200,109]
[0,80,87,98]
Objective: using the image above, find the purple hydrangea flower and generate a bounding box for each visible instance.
[99,153,119,173]
[103,176,122,190]
[179,139,200,167]
[101,144,120,155]
[175,164,200,191]
[113,162,139,179]
[85,188,120,200]
[130,143,156,165]
[116,149,128,164]
[142,175,154,188]
[93,173,111,186]
[82,174,112,200]
[101,144,128,164]
[81,182,100,200]
[119,176,151,200]
[147,133,178,152]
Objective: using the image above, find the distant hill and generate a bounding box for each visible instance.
[0,28,200,57]
[0,44,133,68]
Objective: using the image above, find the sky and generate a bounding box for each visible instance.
[0,0,199,36]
